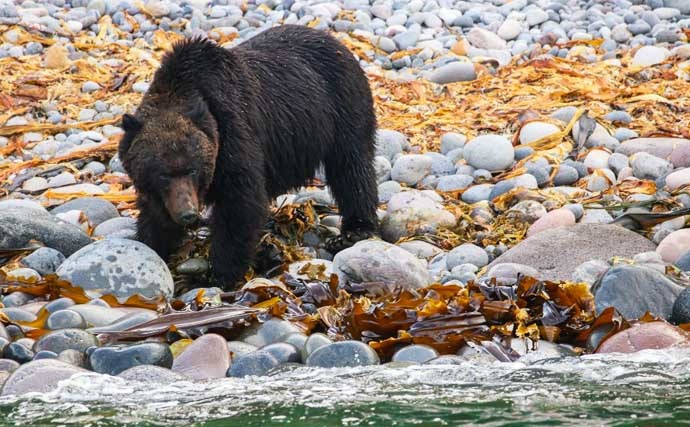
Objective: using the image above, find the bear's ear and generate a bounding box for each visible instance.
[185,98,210,126]
[185,98,217,139]
[121,113,142,134]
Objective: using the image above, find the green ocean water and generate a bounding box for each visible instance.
[2,349,690,427]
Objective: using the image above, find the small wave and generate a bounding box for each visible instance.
[3,348,690,426]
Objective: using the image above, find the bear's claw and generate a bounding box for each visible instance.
[325,230,376,254]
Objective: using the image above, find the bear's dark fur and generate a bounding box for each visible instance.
[118,25,379,289]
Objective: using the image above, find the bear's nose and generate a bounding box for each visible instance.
[179,210,200,226]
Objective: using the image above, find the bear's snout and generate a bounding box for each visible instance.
[165,177,200,226]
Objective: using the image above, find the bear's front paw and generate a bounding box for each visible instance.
[325,230,376,254]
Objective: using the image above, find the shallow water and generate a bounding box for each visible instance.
[2,349,690,427]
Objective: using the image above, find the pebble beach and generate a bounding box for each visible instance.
[2,0,690,424]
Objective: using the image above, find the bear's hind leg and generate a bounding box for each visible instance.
[323,129,379,253]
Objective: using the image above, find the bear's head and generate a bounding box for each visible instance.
[118,98,219,227]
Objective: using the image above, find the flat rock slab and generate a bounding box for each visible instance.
[488,224,656,282]
[615,138,690,167]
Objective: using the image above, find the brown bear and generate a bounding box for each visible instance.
[118,25,379,290]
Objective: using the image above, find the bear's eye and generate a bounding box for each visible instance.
[188,169,199,177]
[159,173,171,182]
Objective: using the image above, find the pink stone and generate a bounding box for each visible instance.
[596,322,690,354]
[657,229,690,263]
[666,167,690,191]
[526,208,576,237]
[171,334,230,380]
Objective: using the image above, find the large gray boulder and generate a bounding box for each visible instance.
[56,238,174,301]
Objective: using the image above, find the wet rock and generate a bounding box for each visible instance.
[176,258,209,276]
[657,229,690,264]
[512,339,577,363]
[118,365,188,384]
[489,224,657,281]
[21,247,65,275]
[672,288,690,324]
[44,298,75,314]
[51,197,118,227]
[227,341,259,360]
[90,343,173,376]
[261,343,302,364]
[381,190,456,242]
[67,304,126,327]
[596,322,690,354]
[391,344,439,364]
[333,240,430,290]
[87,310,158,334]
[34,329,98,354]
[675,251,690,272]
[1,292,32,308]
[303,333,332,360]
[593,265,683,320]
[227,350,280,377]
[306,341,380,368]
[237,318,302,348]
[46,310,87,330]
[281,332,308,356]
[4,343,34,364]
[171,334,230,380]
[0,206,91,257]
[425,355,471,365]
[1,359,87,396]
[1,308,36,323]
[56,238,174,302]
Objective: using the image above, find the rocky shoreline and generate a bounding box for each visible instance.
[2,0,690,397]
